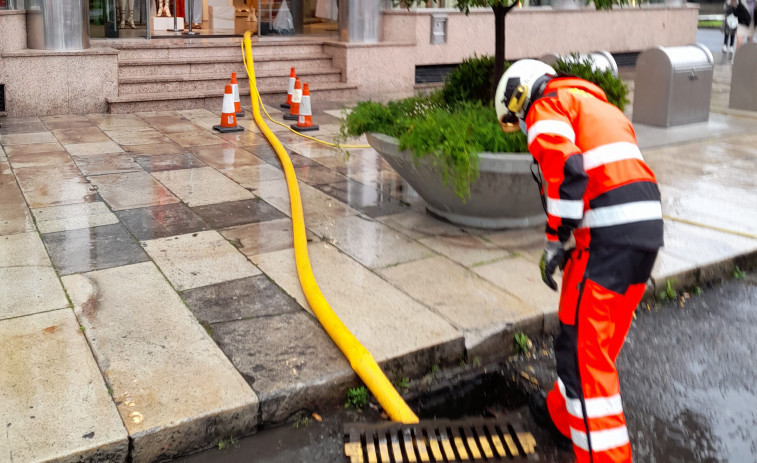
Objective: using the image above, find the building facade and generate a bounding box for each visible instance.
[0,1,698,117]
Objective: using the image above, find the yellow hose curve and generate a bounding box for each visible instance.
[240,42,369,150]
[242,32,418,424]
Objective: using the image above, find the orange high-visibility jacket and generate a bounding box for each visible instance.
[525,77,664,250]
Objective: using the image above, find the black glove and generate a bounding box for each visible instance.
[540,241,566,291]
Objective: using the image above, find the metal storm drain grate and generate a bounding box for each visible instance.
[344,417,537,462]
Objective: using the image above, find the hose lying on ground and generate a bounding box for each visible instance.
[241,31,419,424]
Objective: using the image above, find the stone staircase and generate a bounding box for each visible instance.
[106,38,357,113]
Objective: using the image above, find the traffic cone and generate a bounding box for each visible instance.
[213,84,244,133]
[230,72,245,118]
[280,67,296,109]
[283,78,301,121]
[290,83,319,132]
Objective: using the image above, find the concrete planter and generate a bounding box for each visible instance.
[367,133,545,229]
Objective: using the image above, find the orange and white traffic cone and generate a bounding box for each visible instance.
[283,77,301,121]
[230,72,245,118]
[280,67,296,109]
[213,84,244,133]
[290,83,319,132]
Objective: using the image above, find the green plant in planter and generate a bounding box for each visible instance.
[552,54,630,111]
[339,54,627,200]
[338,94,527,200]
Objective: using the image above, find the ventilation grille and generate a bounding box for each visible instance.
[345,417,537,462]
[415,64,458,85]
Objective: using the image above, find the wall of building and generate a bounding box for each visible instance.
[324,5,699,96]
[0,10,118,117]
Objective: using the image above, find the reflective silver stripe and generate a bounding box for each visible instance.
[528,120,576,145]
[580,201,662,229]
[558,379,624,419]
[583,142,644,170]
[570,426,630,452]
[547,198,584,219]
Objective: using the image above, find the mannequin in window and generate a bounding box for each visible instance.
[120,0,135,29]
[157,0,171,16]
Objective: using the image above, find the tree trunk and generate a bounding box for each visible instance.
[491,4,507,100]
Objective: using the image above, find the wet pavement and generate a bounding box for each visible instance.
[1,62,757,462]
[504,275,757,463]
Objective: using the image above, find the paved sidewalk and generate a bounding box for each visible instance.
[1,64,756,462]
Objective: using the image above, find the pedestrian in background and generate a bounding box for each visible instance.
[735,0,752,49]
[724,0,739,53]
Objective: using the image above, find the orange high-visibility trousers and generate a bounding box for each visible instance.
[546,245,657,463]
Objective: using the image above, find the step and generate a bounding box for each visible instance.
[119,68,343,95]
[112,40,325,61]
[118,55,334,78]
[107,82,358,114]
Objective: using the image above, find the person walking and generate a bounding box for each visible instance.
[494,59,664,463]
[735,0,752,49]
[724,0,739,53]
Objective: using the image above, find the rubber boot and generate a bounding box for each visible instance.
[528,390,573,451]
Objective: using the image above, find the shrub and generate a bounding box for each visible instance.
[553,54,630,111]
[441,54,496,106]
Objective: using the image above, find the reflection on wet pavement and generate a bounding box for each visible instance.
[115,203,209,241]
[41,222,149,275]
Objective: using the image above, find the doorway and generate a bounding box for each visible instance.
[257,0,338,36]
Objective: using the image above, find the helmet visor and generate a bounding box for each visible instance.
[499,111,520,133]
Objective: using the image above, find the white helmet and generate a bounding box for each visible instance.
[495,59,556,133]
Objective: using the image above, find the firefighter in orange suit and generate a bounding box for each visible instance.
[495,60,664,462]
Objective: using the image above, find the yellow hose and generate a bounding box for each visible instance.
[241,32,418,424]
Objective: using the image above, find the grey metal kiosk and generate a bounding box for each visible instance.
[729,43,757,111]
[632,44,714,127]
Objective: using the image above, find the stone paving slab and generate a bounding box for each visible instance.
[62,262,259,463]
[142,230,262,291]
[14,163,98,208]
[0,230,68,320]
[153,166,256,207]
[308,215,434,270]
[211,311,355,424]
[254,242,465,378]
[41,223,150,276]
[89,171,181,211]
[32,201,120,234]
[0,309,129,463]
[377,255,538,361]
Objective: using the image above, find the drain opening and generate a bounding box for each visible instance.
[345,417,537,462]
